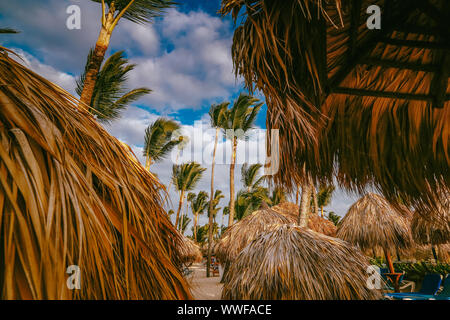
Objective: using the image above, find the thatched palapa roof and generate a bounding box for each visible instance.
[411,197,450,245]
[336,193,413,251]
[222,224,382,300]
[215,204,292,263]
[221,0,450,215]
[272,202,337,236]
[179,235,203,265]
[0,48,191,299]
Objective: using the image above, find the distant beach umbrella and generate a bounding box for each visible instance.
[215,202,291,265]
[272,202,337,236]
[222,224,382,300]
[337,193,412,287]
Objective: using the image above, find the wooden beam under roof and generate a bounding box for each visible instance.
[361,58,438,72]
[332,87,450,102]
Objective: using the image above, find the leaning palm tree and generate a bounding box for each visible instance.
[223,93,262,227]
[143,118,181,170]
[207,102,228,277]
[241,163,264,192]
[172,162,206,229]
[317,184,335,217]
[189,191,209,242]
[76,50,150,122]
[80,0,174,106]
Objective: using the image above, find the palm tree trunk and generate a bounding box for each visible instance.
[321,206,324,218]
[193,213,198,242]
[298,182,312,227]
[79,5,115,107]
[207,127,219,277]
[175,190,185,229]
[228,137,237,227]
[145,156,152,171]
[312,185,319,216]
[295,184,300,205]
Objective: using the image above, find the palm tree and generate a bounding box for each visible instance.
[208,190,224,222]
[269,186,286,206]
[234,187,269,220]
[143,118,181,170]
[241,163,264,192]
[172,162,206,229]
[80,0,174,106]
[180,215,191,235]
[76,50,150,122]
[223,93,262,227]
[207,102,227,277]
[317,184,335,217]
[189,191,209,242]
[327,211,341,226]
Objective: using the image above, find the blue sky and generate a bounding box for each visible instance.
[0,0,359,233]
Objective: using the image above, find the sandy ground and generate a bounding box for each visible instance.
[187,262,223,300]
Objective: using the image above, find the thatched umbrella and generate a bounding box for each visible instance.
[222,224,382,300]
[179,236,203,266]
[272,202,337,236]
[220,0,450,216]
[411,197,450,261]
[215,203,292,264]
[336,193,412,288]
[0,48,191,299]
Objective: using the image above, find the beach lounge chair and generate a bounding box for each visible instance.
[384,274,443,300]
[380,268,415,292]
[387,275,450,300]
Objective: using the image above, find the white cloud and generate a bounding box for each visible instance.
[11,48,77,94]
[127,9,241,111]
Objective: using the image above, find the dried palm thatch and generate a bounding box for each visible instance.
[222,224,382,300]
[272,202,337,236]
[215,204,292,264]
[337,193,413,252]
[178,236,203,265]
[411,197,450,245]
[221,0,450,215]
[0,48,191,299]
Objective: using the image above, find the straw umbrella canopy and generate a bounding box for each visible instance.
[215,203,292,264]
[0,48,191,299]
[337,193,412,279]
[411,197,450,260]
[222,224,382,300]
[220,0,450,216]
[272,202,337,236]
[178,235,203,266]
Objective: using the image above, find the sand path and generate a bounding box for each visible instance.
[188,262,223,300]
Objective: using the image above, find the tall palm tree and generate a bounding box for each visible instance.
[80,0,174,106]
[317,184,335,217]
[207,102,227,277]
[172,162,206,229]
[143,118,181,170]
[189,191,209,242]
[76,50,150,122]
[223,93,262,227]
[241,163,264,192]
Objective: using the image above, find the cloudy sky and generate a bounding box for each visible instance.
[0,0,361,235]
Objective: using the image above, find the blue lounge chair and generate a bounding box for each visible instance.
[389,275,450,300]
[384,274,443,300]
